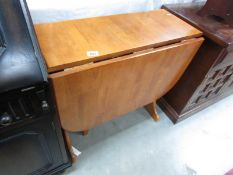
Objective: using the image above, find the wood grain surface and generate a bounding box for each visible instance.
[162,3,233,48]
[50,38,203,132]
[35,9,202,73]
[199,0,233,28]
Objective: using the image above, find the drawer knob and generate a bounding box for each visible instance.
[0,113,13,126]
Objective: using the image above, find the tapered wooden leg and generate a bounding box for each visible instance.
[145,102,160,121]
[64,131,77,162]
[82,130,89,136]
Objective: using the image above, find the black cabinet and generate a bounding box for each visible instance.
[0,86,71,175]
[0,117,65,175]
[0,0,71,173]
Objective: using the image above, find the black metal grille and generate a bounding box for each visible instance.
[0,89,48,128]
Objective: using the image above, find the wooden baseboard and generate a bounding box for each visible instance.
[157,98,180,124]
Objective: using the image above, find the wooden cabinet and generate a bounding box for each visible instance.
[34,10,203,138]
[159,3,233,123]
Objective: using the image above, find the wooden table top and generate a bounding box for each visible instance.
[35,9,202,73]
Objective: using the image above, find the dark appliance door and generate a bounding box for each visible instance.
[0,116,67,175]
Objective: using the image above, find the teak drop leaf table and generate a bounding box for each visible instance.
[34,9,203,160]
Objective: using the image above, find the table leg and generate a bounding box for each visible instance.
[145,102,160,121]
[82,130,89,136]
[64,130,77,162]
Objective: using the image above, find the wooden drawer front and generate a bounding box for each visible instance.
[50,38,203,132]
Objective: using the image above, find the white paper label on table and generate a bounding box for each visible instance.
[87,51,100,57]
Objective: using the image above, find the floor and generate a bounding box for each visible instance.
[63,94,233,175]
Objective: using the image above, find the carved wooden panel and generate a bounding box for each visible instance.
[187,63,233,109]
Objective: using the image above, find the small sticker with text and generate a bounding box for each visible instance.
[87,51,100,57]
